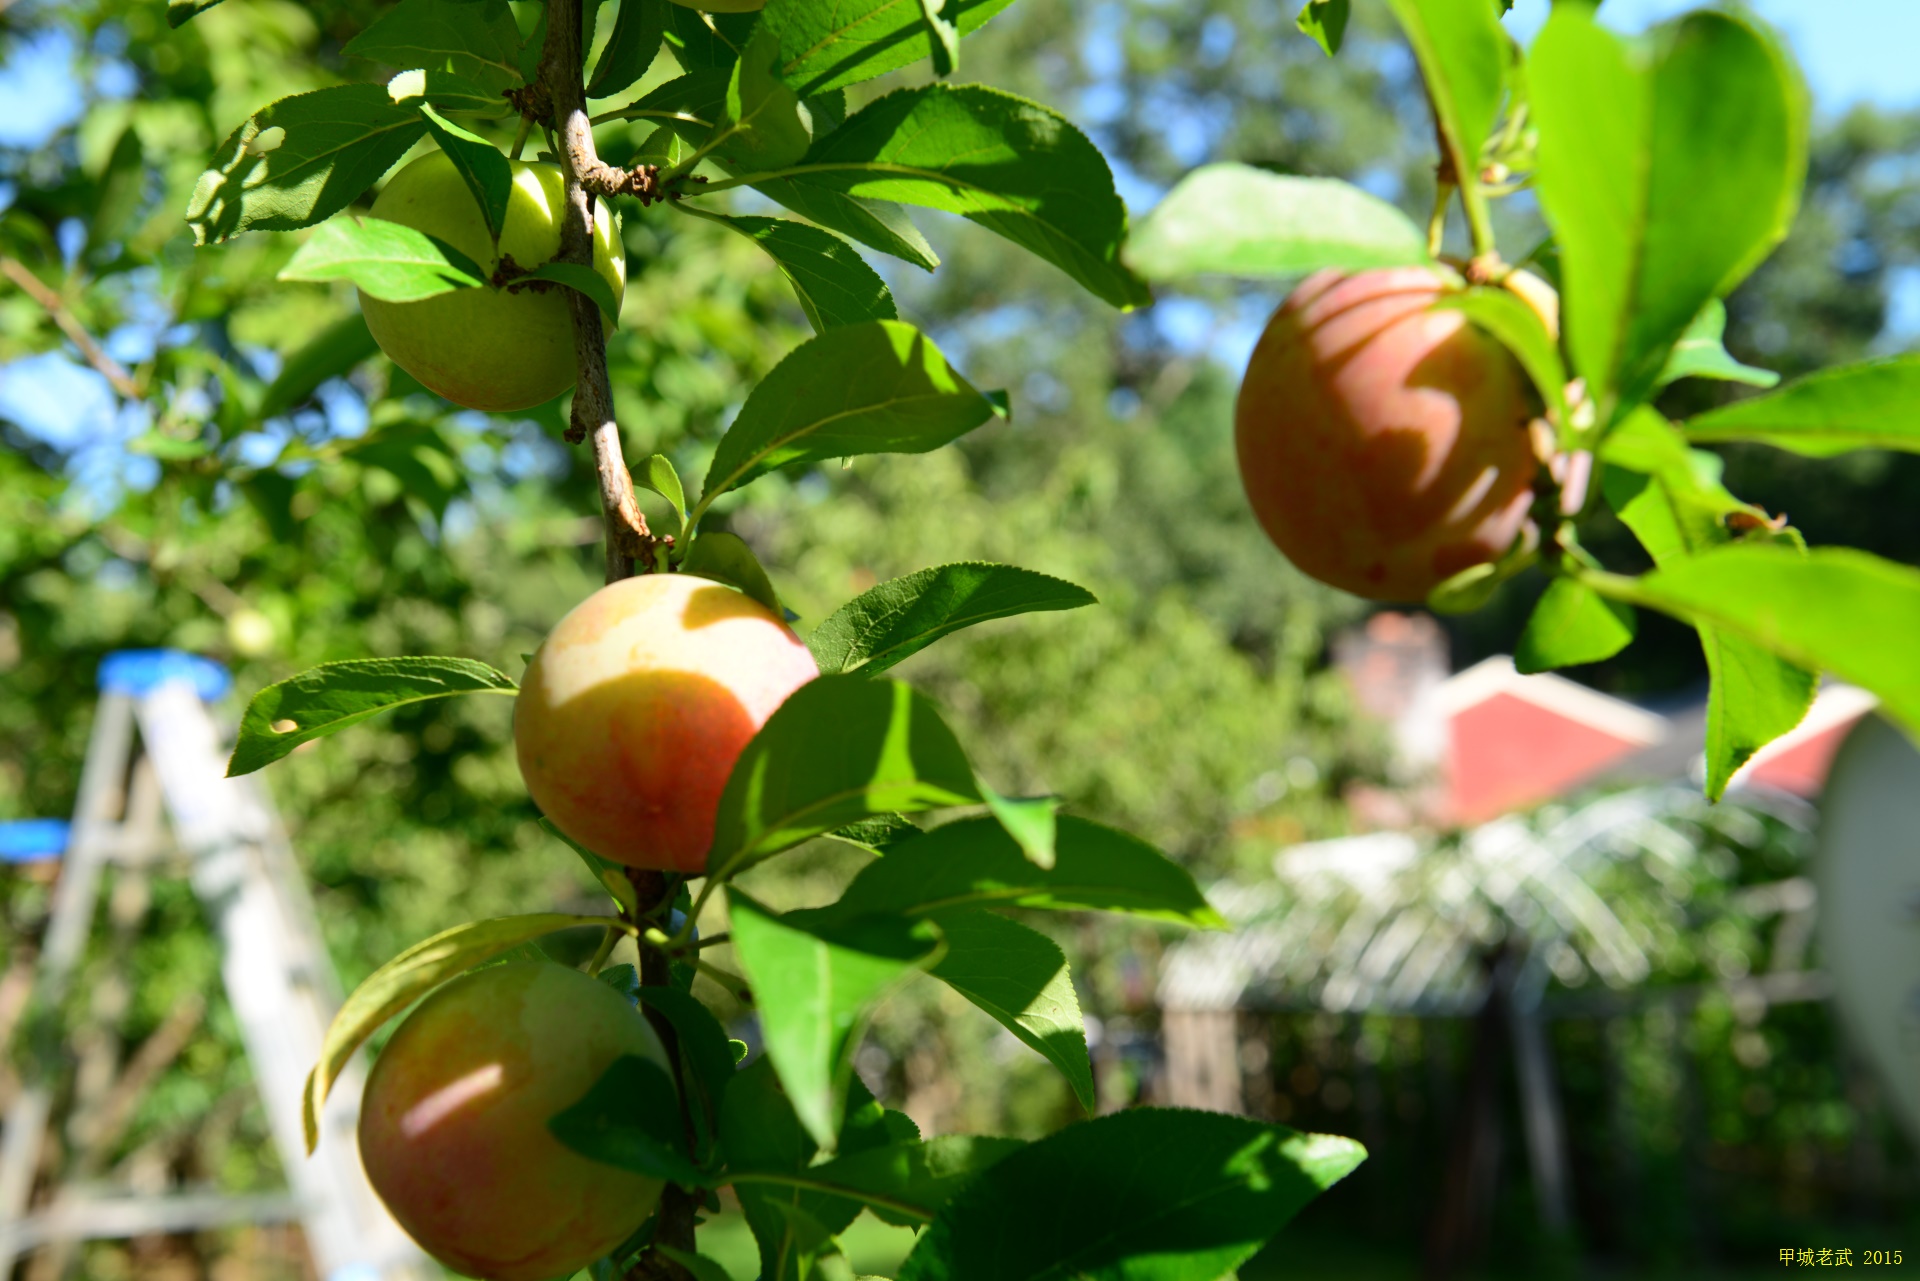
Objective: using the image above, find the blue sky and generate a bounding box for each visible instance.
[1507,0,1920,113]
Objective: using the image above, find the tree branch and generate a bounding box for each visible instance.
[1,256,142,400]
[535,0,651,585]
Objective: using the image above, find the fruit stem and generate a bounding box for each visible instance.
[537,0,654,585]
[585,924,621,976]
[509,115,531,161]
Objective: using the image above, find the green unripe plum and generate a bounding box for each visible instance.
[360,152,627,413]
[358,962,670,1281]
[515,573,819,872]
[1234,265,1541,601]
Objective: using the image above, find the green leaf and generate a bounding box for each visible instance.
[763,0,1021,97]
[1699,625,1816,800]
[187,85,430,244]
[1588,548,1920,733]
[807,562,1096,677]
[728,892,943,1148]
[715,26,814,173]
[764,1135,1027,1227]
[89,127,147,249]
[721,1058,875,1275]
[1383,0,1506,253]
[634,986,739,1150]
[679,530,785,616]
[711,215,897,333]
[975,785,1056,870]
[1514,576,1634,675]
[752,178,939,270]
[827,814,923,854]
[1656,299,1779,390]
[637,453,688,535]
[590,0,670,98]
[664,6,758,69]
[1682,354,1920,456]
[827,815,1224,928]
[896,1110,1366,1281]
[301,912,613,1153]
[417,104,514,244]
[1436,283,1568,429]
[1529,7,1806,417]
[277,216,488,301]
[549,1053,707,1185]
[1296,0,1350,56]
[258,315,380,419]
[705,675,982,880]
[1599,409,1755,557]
[1127,166,1427,282]
[342,0,526,97]
[515,260,624,325]
[227,655,516,776]
[697,320,994,509]
[929,910,1094,1111]
[540,815,641,913]
[782,85,1148,308]
[1597,412,1812,796]
[917,0,961,78]
[167,0,226,27]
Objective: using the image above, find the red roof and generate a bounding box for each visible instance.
[1437,658,1667,825]
[1731,684,1879,798]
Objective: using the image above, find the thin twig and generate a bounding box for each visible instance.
[1,256,141,399]
[536,0,652,583]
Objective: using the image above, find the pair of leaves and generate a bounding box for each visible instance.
[1591,412,1814,797]
[1126,164,1428,283]
[226,655,516,776]
[188,0,544,242]
[1530,6,1806,423]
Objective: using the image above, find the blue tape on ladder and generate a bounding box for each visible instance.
[0,818,70,863]
[97,649,231,702]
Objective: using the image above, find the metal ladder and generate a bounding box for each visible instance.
[0,651,430,1281]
